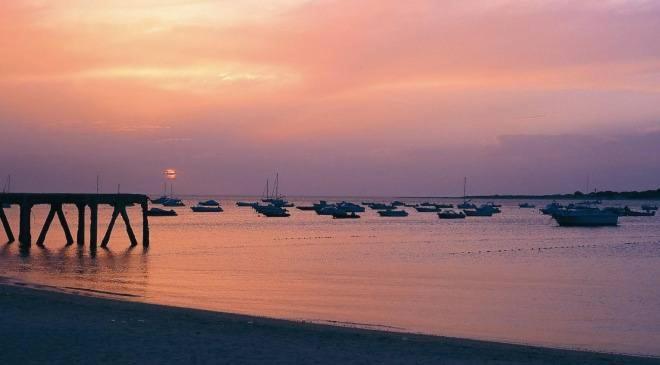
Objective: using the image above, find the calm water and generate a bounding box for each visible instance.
[1,197,659,356]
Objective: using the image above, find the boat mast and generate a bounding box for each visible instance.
[274,173,279,199]
[463,176,467,201]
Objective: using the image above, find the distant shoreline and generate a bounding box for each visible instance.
[0,282,656,364]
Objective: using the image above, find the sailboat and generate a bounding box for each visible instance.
[151,182,170,204]
[262,173,293,207]
[457,177,476,209]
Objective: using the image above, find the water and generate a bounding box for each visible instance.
[1,198,659,356]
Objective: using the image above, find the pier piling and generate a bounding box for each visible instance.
[76,203,85,245]
[0,207,14,243]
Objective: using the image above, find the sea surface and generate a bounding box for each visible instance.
[1,197,659,356]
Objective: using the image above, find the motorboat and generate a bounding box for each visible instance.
[162,198,185,207]
[255,204,290,217]
[438,210,466,219]
[540,201,563,215]
[369,203,396,210]
[332,211,360,219]
[603,206,655,217]
[336,201,365,213]
[236,201,258,207]
[150,195,169,204]
[296,205,316,211]
[457,201,477,210]
[147,207,178,216]
[463,206,494,217]
[479,204,501,214]
[191,205,223,213]
[415,206,439,213]
[391,201,405,206]
[434,203,454,209]
[552,208,618,227]
[378,209,408,217]
[486,202,502,208]
[198,199,220,206]
[519,203,535,208]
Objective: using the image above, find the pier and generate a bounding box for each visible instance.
[0,193,149,249]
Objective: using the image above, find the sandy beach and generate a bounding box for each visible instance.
[0,283,656,365]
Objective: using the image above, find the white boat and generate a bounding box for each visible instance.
[552,208,618,227]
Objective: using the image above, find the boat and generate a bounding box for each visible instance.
[480,204,501,214]
[434,203,454,209]
[457,177,477,209]
[603,206,655,217]
[391,201,405,206]
[552,208,618,227]
[332,211,360,219]
[336,202,365,212]
[162,198,185,207]
[147,207,178,216]
[540,201,563,215]
[150,195,169,204]
[457,201,477,209]
[486,202,502,208]
[403,203,419,207]
[369,203,396,210]
[236,201,258,207]
[198,199,220,206]
[642,204,658,211]
[463,206,494,217]
[519,203,535,208]
[378,209,408,217]
[255,204,290,217]
[415,206,439,213]
[296,205,317,211]
[191,205,223,213]
[438,210,466,219]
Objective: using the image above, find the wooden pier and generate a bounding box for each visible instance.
[0,193,149,249]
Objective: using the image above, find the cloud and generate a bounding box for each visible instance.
[1,0,660,193]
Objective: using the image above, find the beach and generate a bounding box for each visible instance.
[0,283,656,365]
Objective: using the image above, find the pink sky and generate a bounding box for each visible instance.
[1,0,659,195]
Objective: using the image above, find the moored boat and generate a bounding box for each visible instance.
[463,206,494,217]
[378,209,408,217]
[519,202,535,208]
[552,208,618,227]
[198,199,220,206]
[236,201,258,207]
[415,206,439,213]
[332,211,360,219]
[162,198,185,207]
[191,205,223,212]
[438,210,466,219]
[147,207,178,216]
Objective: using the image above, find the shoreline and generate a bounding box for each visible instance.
[0,283,657,364]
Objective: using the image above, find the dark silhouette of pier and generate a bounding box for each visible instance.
[0,193,149,249]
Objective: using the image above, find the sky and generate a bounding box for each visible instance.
[1,0,659,196]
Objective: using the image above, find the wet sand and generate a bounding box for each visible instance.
[0,283,656,364]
